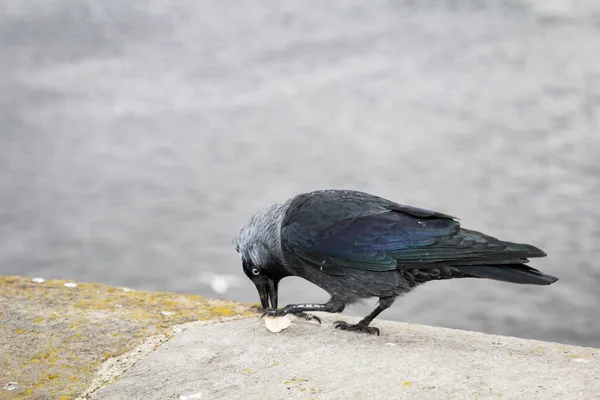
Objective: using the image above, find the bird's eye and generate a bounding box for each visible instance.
[252,268,260,276]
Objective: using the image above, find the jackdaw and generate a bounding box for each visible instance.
[235,189,558,335]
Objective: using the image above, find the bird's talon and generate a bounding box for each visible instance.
[261,308,289,318]
[292,312,321,324]
[251,305,264,313]
[250,306,265,313]
[333,320,380,335]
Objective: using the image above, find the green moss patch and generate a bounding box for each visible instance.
[0,275,256,399]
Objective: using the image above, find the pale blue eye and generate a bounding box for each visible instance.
[252,268,260,276]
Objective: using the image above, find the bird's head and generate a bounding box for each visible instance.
[235,202,290,310]
[240,252,283,310]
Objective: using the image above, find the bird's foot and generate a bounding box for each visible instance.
[291,311,321,324]
[261,308,321,324]
[250,305,265,313]
[333,320,380,336]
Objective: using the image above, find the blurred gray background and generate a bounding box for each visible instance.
[1,0,599,347]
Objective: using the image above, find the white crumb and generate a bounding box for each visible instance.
[264,315,291,333]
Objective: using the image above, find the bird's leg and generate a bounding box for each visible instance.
[334,296,395,336]
[262,297,346,324]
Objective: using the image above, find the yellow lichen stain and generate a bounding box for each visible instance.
[15,328,25,334]
[205,305,237,317]
[243,368,252,374]
[403,381,411,386]
[284,377,310,386]
[1,275,255,400]
[273,361,279,366]
[40,349,59,364]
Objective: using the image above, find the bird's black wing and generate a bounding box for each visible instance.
[281,190,545,277]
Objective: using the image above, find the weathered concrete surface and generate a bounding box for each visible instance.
[90,313,600,400]
[2,275,598,399]
[0,276,255,400]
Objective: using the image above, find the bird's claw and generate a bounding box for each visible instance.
[260,308,321,324]
[260,308,287,319]
[333,320,380,336]
[251,305,265,313]
[292,312,321,324]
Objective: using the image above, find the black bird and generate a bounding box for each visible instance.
[235,189,558,335]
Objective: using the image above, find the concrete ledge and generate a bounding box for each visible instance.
[0,276,255,399]
[2,276,599,400]
[88,314,600,400]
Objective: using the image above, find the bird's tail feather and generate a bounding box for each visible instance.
[456,265,558,285]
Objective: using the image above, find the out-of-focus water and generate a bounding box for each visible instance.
[1,0,599,347]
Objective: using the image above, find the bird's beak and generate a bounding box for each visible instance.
[255,279,278,310]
